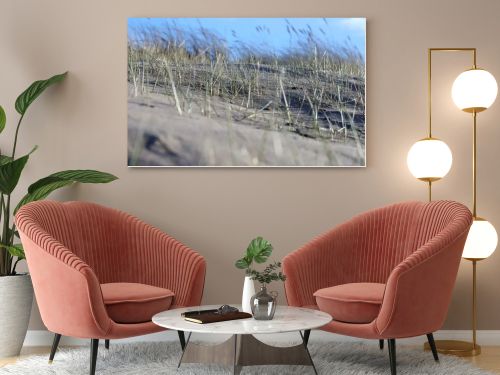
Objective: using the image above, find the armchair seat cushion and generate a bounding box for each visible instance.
[314,283,385,324]
[102,283,174,324]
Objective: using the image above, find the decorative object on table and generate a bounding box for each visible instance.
[248,261,286,320]
[241,275,256,314]
[283,200,473,375]
[407,48,498,357]
[182,305,239,317]
[0,72,117,358]
[127,18,366,167]
[235,236,273,313]
[15,200,206,375]
[153,305,331,375]
[250,285,278,320]
[182,305,252,324]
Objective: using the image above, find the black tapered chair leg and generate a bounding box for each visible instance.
[48,333,62,363]
[90,339,99,375]
[177,330,186,350]
[105,339,110,350]
[388,339,396,375]
[379,339,384,350]
[303,329,311,347]
[426,333,439,362]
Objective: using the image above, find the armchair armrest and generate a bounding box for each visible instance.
[17,229,111,339]
[376,227,471,338]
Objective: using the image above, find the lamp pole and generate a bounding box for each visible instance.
[469,108,479,352]
[472,111,477,218]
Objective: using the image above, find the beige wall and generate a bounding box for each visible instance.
[1,0,500,331]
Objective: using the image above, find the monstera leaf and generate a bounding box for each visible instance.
[15,72,67,115]
[246,236,273,263]
[235,236,274,269]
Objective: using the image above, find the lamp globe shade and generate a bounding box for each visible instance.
[452,69,498,112]
[407,138,453,181]
[462,218,498,259]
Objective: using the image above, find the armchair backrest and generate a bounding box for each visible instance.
[347,200,469,284]
[283,200,472,308]
[16,200,132,284]
[343,201,421,283]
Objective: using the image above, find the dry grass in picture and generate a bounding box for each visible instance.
[127,18,366,166]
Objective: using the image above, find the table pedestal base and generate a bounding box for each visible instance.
[178,332,317,374]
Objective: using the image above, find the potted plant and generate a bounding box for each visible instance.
[0,72,117,358]
[235,237,286,318]
[235,237,273,313]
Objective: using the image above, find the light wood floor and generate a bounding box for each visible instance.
[466,346,500,373]
[2,345,500,372]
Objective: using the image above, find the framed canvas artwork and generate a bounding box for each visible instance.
[128,18,366,167]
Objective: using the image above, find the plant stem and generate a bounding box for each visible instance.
[12,114,24,159]
[0,249,4,277]
[1,113,25,275]
[2,194,11,272]
[11,258,21,275]
[11,114,24,159]
[0,194,4,275]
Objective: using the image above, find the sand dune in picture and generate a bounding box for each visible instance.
[127,18,366,166]
[128,94,363,167]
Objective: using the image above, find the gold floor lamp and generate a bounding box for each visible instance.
[407,48,498,356]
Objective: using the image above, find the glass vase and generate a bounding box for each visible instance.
[250,285,278,320]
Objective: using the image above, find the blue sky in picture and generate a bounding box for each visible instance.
[128,18,366,61]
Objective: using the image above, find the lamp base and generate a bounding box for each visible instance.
[423,340,481,357]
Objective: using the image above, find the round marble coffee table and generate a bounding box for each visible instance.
[153,305,331,374]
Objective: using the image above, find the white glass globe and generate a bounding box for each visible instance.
[407,138,453,181]
[462,218,498,259]
[452,69,498,112]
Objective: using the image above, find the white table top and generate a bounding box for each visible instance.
[152,305,332,335]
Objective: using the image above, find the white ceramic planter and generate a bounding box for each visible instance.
[0,274,33,358]
[241,275,255,313]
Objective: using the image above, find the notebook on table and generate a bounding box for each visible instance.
[182,309,252,324]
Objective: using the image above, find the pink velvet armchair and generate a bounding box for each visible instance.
[15,200,206,375]
[283,200,472,375]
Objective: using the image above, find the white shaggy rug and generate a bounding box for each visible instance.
[0,341,494,374]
